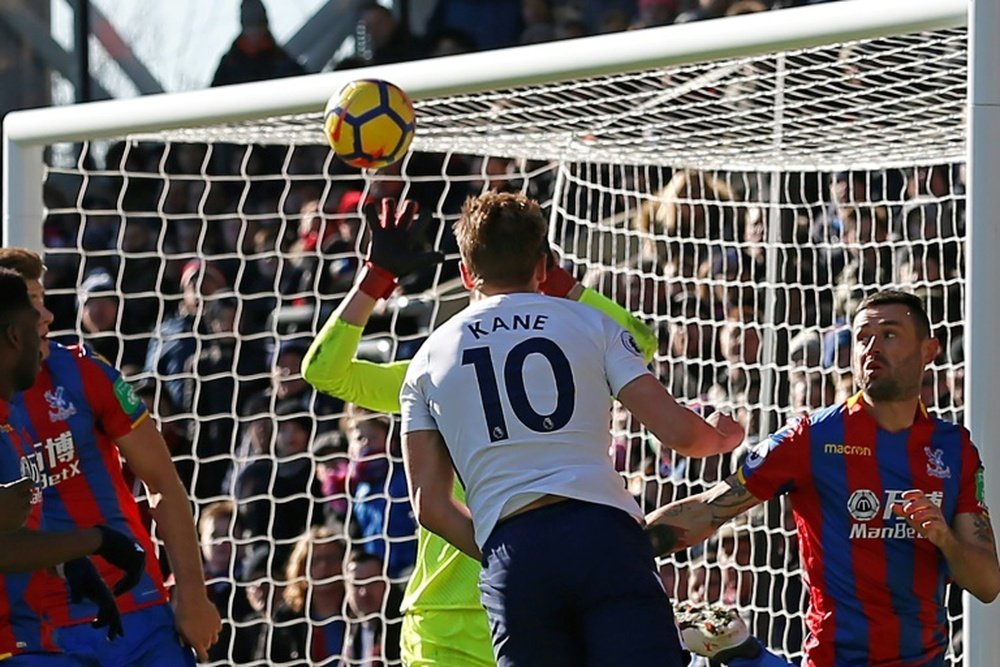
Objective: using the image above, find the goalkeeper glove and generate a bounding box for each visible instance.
[674,600,759,665]
[62,557,125,640]
[94,525,147,596]
[537,241,577,298]
[359,198,444,299]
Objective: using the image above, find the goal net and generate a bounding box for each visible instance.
[2,1,972,665]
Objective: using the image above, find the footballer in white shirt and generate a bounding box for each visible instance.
[400,192,744,667]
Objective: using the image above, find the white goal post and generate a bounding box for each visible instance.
[4,0,998,664]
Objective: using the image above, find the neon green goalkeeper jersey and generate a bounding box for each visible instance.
[301,287,657,642]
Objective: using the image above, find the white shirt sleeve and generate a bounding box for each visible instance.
[601,316,652,396]
[400,350,437,434]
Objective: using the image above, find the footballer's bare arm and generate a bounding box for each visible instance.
[402,429,481,560]
[936,510,1000,603]
[644,475,762,557]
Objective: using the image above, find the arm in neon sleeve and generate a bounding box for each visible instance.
[302,317,409,414]
[578,287,657,364]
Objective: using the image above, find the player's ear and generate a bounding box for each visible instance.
[534,253,547,287]
[0,321,13,347]
[459,262,476,291]
[921,336,940,367]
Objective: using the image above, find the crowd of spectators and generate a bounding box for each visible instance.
[33,0,967,664]
[337,0,843,70]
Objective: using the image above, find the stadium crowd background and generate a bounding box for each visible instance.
[32,0,968,663]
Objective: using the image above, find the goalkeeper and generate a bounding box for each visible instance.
[302,197,658,666]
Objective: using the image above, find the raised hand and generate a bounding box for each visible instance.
[94,525,147,595]
[359,198,444,299]
[63,557,125,640]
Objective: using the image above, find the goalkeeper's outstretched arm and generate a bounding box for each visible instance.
[303,198,661,410]
[302,284,410,414]
[302,198,440,414]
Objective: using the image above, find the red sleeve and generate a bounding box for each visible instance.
[956,427,988,516]
[75,349,149,441]
[738,415,811,502]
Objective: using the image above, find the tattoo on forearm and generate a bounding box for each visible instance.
[646,524,683,556]
[972,514,997,547]
[706,482,755,527]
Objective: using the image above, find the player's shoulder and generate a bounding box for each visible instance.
[807,401,847,427]
[60,342,116,370]
[50,342,125,387]
[765,402,843,447]
[925,410,971,446]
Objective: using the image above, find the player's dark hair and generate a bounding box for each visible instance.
[455,192,548,287]
[853,289,931,339]
[0,268,32,329]
[0,247,44,281]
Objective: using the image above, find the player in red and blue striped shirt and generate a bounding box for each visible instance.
[645,290,1000,667]
[0,249,221,666]
[0,267,146,666]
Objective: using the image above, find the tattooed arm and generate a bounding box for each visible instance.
[644,475,765,557]
[897,496,1000,603]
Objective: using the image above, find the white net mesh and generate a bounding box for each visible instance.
[35,24,966,667]
[134,28,967,171]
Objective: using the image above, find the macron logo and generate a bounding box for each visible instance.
[824,443,872,457]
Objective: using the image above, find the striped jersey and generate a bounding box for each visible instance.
[11,343,167,627]
[401,292,649,548]
[0,397,59,656]
[739,392,988,667]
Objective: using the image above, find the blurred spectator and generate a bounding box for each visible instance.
[427,0,522,52]
[554,7,589,40]
[716,316,761,404]
[271,339,342,424]
[240,546,286,662]
[284,197,362,306]
[199,500,257,664]
[78,268,131,370]
[190,296,271,498]
[816,170,884,244]
[676,0,736,23]
[425,27,478,57]
[634,171,739,281]
[234,399,323,570]
[726,0,770,15]
[599,8,633,33]
[789,370,835,412]
[211,0,306,87]
[314,430,350,522]
[344,550,403,666]
[660,290,717,399]
[353,2,421,66]
[343,406,417,580]
[632,0,679,27]
[266,526,348,665]
[144,258,228,411]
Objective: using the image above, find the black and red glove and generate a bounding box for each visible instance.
[537,241,577,298]
[358,198,445,300]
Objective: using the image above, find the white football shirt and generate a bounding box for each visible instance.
[400,292,649,548]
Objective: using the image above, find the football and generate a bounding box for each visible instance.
[324,79,416,170]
